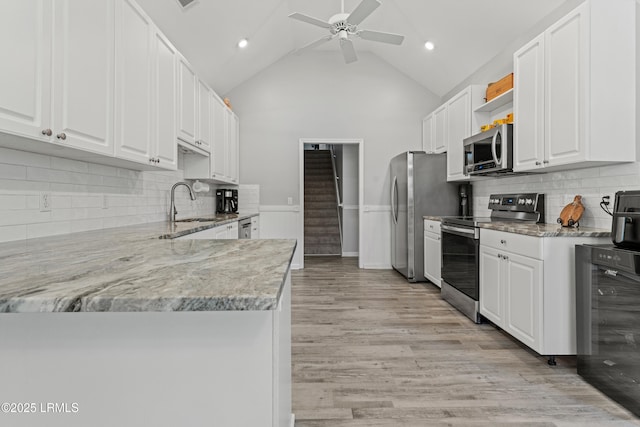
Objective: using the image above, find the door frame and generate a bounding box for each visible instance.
[299,138,364,269]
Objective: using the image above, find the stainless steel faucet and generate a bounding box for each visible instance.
[169,182,196,223]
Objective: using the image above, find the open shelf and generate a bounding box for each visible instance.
[474,88,514,112]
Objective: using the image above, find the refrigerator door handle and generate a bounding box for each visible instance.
[391,175,398,224]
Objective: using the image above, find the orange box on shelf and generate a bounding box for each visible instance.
[506,113,514,124]
[486,73,514,102]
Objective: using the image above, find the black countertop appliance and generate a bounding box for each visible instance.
[216,189,238,214]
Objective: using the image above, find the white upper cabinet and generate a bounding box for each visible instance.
[152,29,178,170]
[114,0,153,165]
[421,114,434,153]
[196,79,212,153]
[177,56,197,145]
[212,97,228,180]
[446,86,483,182]
[0,0,116,154]
[514,0,636,172]
[53,0,115,155]
[0,1,52,141]
[227,109,239,184]
[514,34,545,171]
[432,104,447,153]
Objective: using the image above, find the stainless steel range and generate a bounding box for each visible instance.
[440,193,545,323]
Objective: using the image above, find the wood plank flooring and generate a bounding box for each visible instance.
[291,257,640,426]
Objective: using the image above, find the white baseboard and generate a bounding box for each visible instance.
[363,263,392,270]
[342,252,359,257]
[290,414,295,427]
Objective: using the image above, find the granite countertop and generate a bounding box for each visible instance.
[0,214,297,313]
[423,215,610,237]
[478,222,610,237]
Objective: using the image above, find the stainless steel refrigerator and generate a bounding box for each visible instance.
[390,151,459,282]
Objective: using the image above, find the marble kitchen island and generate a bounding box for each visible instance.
[0,222,296,427]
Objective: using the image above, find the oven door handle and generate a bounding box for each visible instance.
[441,224,479,239]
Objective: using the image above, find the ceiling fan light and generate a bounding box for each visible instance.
[238,38,249,48]
[424,41,435,51]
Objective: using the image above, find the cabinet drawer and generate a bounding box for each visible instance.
[480,229,542,260]
[424,219,441,235]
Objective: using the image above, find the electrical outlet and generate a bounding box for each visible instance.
[40,192,52,212]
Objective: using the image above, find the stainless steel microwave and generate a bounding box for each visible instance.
[463,124,513,175]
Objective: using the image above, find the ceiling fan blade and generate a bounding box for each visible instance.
[294,35,335,55]
[347,0,381,25]
[357,29,404,45]
[340,38,358,64]
[288,12,331,29]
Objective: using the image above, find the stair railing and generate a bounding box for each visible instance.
[328,144,343,251]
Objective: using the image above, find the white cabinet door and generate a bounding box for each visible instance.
[432,104,447,153]
[0,1,52,141]
[228,110,239,183]
[504,252,543,352]
[446,88,471,182]
[544,3,588,168]
[422,114,434,153]
[479,245,504,325]
[251,216,260,239]
[52,0,115,155]
[212,98,228,180]
[114,0,152,165]
[514,34,545,172]
[177,56,197,145]
[152,30,177,170]
[196,80,212,153]
[423,231,441,287]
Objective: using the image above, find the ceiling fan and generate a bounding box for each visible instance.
[288,0,404,64]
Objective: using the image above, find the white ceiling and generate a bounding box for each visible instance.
[136,0,568,97]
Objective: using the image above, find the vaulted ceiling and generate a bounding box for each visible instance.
[136,0,568,97]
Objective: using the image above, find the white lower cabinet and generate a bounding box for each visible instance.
[479,228,606,356]
[176,222,238,240]
[423,219,442,287]
[251,215,260,239]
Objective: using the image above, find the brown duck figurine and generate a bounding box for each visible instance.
[557,195,584,227]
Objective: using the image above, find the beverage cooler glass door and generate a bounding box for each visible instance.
[578,261,640,417]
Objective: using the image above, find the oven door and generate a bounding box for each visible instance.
[440,224,479,300]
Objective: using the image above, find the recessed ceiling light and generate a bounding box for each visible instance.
[238,38,248,49]
[424,41,435,51]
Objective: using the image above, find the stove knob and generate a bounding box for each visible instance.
[518,198,525,205]
[525,198,534,205]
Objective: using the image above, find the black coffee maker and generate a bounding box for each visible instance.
[216,189,238,214]
[459,184,472,217]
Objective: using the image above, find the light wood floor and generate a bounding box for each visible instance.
[291,257,640,426]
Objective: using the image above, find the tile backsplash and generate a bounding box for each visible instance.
[0,147,217,243]
[471,162,640,230]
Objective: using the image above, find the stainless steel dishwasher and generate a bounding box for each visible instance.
[238,217,252,239]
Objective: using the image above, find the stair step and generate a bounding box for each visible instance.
[304,244,341,255]
[304,217,339,226]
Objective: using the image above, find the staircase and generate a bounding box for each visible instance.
[304,150,341,255]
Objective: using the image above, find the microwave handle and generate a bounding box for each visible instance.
[491,129,500,166]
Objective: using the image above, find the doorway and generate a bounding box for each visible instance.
[298,138,364,269]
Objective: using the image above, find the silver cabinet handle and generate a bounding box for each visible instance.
[500,239,506,244]
[42,129,52,136]
[543,160,549,164]
[498,254,502,259]
[56,132,66,140]
[535,161,541,165]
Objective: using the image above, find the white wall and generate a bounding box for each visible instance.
[228,51,441,268]
[0,146,216,243]
[341,144,359,256]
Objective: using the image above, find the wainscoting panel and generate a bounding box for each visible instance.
[361,205,391,269]
[259,205,302,269]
